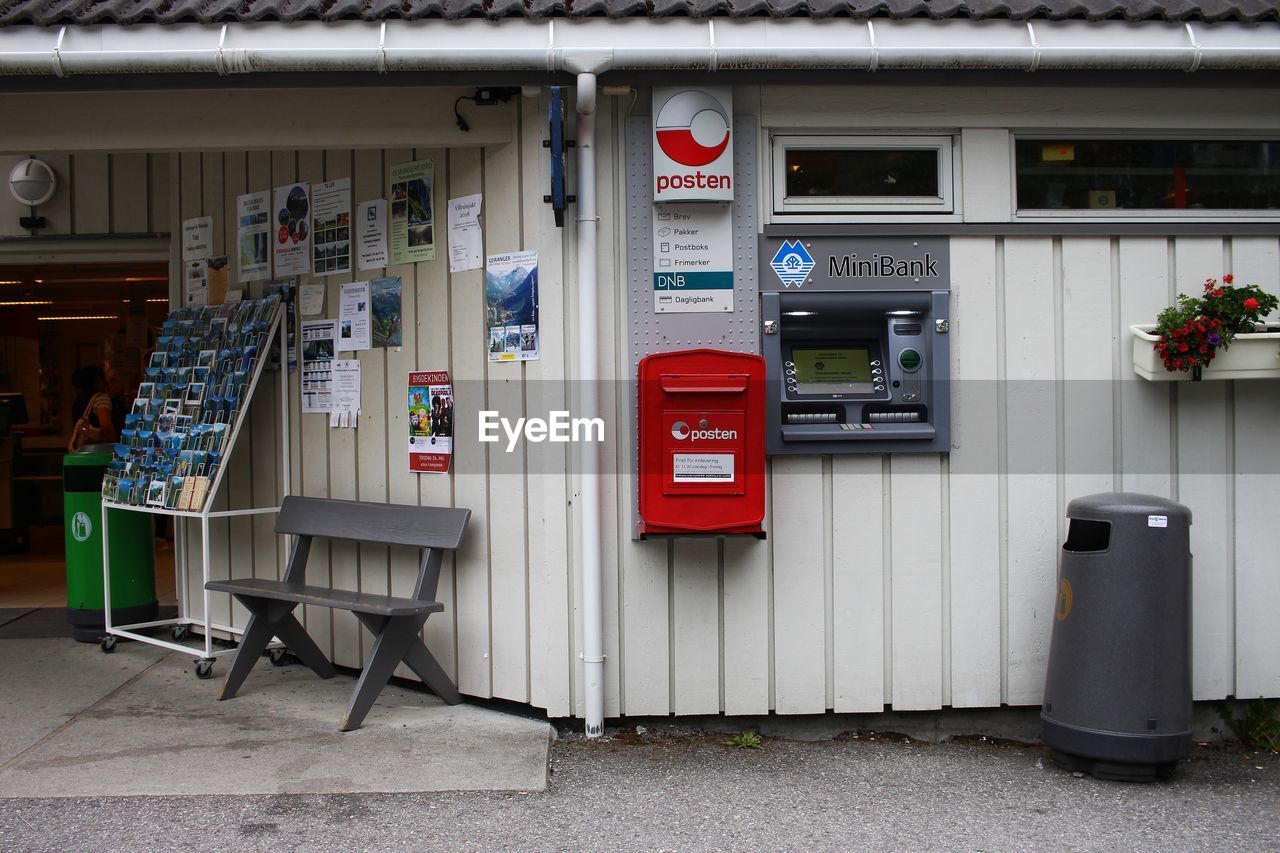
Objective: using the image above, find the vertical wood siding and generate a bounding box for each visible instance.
[17,83,1277,717]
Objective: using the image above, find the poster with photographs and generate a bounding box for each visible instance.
[311,178,352,277]
[273,182,311,276]
[485,250,540,363]
[184,259,209,307]
[301,318,338,413]
[389,160,435,265]
[371,277,403,348]
[236,190,271,282]
[407,371,452,474]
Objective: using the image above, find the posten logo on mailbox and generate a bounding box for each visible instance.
[638,349,765,538]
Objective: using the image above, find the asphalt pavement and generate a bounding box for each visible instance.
[2,725,1276,851]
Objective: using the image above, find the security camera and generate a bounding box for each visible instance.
[9,158,57,207]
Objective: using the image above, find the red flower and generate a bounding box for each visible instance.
[1199,345,1208,353]
[1223,274,1234,284]
[1244,297,1260,311]
[1179,343,1189,352]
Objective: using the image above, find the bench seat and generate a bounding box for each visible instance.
[207,578,443,617]
[206,495,471,731]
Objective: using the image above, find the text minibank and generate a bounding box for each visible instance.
[759,236,950,455]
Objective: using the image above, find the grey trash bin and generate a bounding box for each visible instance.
[1041,492,1193,782]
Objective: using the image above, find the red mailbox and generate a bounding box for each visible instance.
[638,349,766,538]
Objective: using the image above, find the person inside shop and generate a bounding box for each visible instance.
[69,365,117,446]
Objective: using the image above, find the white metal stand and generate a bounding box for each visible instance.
[99,304,291,677]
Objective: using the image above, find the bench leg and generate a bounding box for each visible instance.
[340,614,429,732]
[402,639,464,706]
[219,598,277,700]
[270,612,336,680]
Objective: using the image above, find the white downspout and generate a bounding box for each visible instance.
[575,71,605,738]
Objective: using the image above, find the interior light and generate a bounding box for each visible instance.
[146,298,169,303]
[38,314,120,321]
[0,279,22,285]
[0,300,54,306]
[125,276,169,283]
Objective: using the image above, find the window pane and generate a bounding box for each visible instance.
[785,148,939,199]
[1015,139,1280,210]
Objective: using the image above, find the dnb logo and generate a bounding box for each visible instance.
[71,511,93,543]
[652,87,733,201]
[770,240,815,288]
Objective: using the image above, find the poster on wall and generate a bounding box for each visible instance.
[338,281,371,352]
[357,199,388,271]
[371,277,403,348]
[447,194,483,272]
[184,259,208,307]
[485,250,539,363]
[330,359,361,428]
[273,182,311,276]
[389,160,435,265]
[300,318,337,413]
[407,371,453,474]
[235,191,271,282]
[312,178,352,277]
[182,216,213,261]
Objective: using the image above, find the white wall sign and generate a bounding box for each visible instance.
[652,86,734,202]
[652,202,733,313]
[182,216,213,261]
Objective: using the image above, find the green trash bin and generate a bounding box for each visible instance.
[64,448,157,642]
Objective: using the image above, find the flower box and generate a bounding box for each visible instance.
[1131,323,1280,381]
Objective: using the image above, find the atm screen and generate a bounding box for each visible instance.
[791,347,874,395]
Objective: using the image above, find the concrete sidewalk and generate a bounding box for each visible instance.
[0,629,551,798]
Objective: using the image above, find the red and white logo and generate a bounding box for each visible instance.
[655,91,731,167]
[652,86,733,202]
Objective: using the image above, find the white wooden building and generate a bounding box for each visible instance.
[1,4,1278,731]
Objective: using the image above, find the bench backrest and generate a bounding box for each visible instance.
[276,495,470,550]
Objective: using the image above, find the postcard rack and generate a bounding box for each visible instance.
[99,295,292,678]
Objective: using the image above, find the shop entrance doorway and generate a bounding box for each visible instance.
[0,260,175,638]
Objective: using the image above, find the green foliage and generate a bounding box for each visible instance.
[727,731,764,750]
[1217,699,1280,752]
[1151,276,1278,373]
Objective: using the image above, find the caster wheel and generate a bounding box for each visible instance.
[171,625,191,642]
[100,635,118,653]
[195,659,215,680]
[269,648,290,667]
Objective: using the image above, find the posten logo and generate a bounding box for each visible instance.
[671,420,738,442]
[71,511,93,543]
[655,91,730,168]
[652,87,733,201]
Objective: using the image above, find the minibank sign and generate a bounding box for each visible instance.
[652,87,734,202]
[760,236,949,292]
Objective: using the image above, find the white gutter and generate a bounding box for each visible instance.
[574,72,605,739]
[1,19,1279,77]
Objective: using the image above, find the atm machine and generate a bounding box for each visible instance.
[759,236,951,455]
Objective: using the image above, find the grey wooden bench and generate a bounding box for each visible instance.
[206,495,471,731]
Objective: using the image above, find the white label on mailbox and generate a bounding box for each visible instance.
[673,453,735,483]
[1148,515,1168,528]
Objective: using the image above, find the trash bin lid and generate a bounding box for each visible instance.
[1066,491,1192,524]
[64,451,113,467]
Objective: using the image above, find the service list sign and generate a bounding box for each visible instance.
[652,87,734,202]
[652,203,734,313]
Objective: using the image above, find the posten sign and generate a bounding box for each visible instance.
[652,87,734,202]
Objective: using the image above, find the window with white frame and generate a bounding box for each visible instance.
[772,135,955,215]
[1014,137,1280,213]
